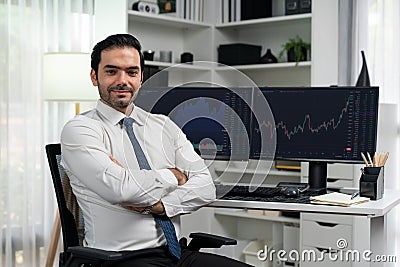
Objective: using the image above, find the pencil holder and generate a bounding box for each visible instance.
[359,166,384,200]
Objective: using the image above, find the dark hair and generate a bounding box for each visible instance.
[91,34,144,76]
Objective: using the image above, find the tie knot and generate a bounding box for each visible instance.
[122,117,134,127]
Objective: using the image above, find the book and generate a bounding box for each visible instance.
[310,192,370,207]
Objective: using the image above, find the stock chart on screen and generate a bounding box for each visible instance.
[136,87,253,160]
[251,87,379,163]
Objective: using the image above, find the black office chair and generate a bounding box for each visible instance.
[46,143,236,267]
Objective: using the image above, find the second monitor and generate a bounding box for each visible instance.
[251,86,379,192]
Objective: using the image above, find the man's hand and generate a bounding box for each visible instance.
[122,200,165,215]
[168,168,188,186]
[149,201,165,214]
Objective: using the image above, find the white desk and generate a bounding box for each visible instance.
[209,190,400,267]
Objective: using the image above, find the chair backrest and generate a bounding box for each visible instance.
[45,143,84,250]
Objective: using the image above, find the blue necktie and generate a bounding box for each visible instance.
[123,117,181,261]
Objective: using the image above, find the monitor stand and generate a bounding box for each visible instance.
[308,162,328,194]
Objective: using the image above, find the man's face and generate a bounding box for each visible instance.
[90,47,143,113]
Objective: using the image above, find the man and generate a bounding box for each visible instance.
[61,34,251,266]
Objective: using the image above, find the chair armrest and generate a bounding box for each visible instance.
[67,246,123,261]
[187,232,237,251]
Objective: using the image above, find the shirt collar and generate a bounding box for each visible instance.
[96,100,145,126]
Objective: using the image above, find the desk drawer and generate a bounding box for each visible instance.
[302,213,353,225]
[300,246,352,267]
[301,214,353,249]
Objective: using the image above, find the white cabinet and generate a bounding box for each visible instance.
[300,213,353,267]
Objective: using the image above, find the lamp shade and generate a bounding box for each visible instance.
[43,52,98,101]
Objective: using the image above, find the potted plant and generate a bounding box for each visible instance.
[279,35,311,65]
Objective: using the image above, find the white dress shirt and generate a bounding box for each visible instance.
[60,100,216,251]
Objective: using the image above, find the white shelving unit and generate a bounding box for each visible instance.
[213,8,312,86]
[127,2,312,87]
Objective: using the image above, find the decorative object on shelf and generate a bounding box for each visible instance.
[218,43,262,65]
[158,0,176,14]
[279,35,310,65]
[132,0,160,14]
[259,48,278,64]
[143,50,155,61]
[355,51,371,87]
[159,50,173,62]
[180,52,193,63]
[285,0,311,15]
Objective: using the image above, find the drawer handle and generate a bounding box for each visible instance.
[327,178,339,182]
[316,221,338,227]
[315,247,330,253]
[316,247,339,253]
[283,262,295,266]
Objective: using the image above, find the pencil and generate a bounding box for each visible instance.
[382,152,389,166]
[367,152,373,167]
[361,152,369,166]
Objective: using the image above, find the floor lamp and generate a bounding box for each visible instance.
[43,52,98,267]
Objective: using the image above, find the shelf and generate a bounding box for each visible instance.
[215,13,311,29]
[128,10,212,30]
[146,61,311,71]
[145,60,212,70]
[215,61,311,72]
[214,208,300,224]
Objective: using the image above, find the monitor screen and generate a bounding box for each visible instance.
[135,87,253,160]
[251,86,379,163]
[251,86,379,192]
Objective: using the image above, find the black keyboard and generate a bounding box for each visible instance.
[220,194,312,204]
[216,184,281,198]
[215,184,316,204]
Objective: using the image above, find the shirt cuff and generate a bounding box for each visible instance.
[162,193,184,217]
[155,169,178,193]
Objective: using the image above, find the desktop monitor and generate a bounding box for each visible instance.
[251,86,379,192]
[135,86,253,160]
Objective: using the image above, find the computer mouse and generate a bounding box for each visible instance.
[282,187,299,198]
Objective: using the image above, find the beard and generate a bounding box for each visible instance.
[98,84,138,109]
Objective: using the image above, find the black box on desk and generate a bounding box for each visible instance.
[360,167,384,200]
[285,0,311,15]
[218,43,261,66]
